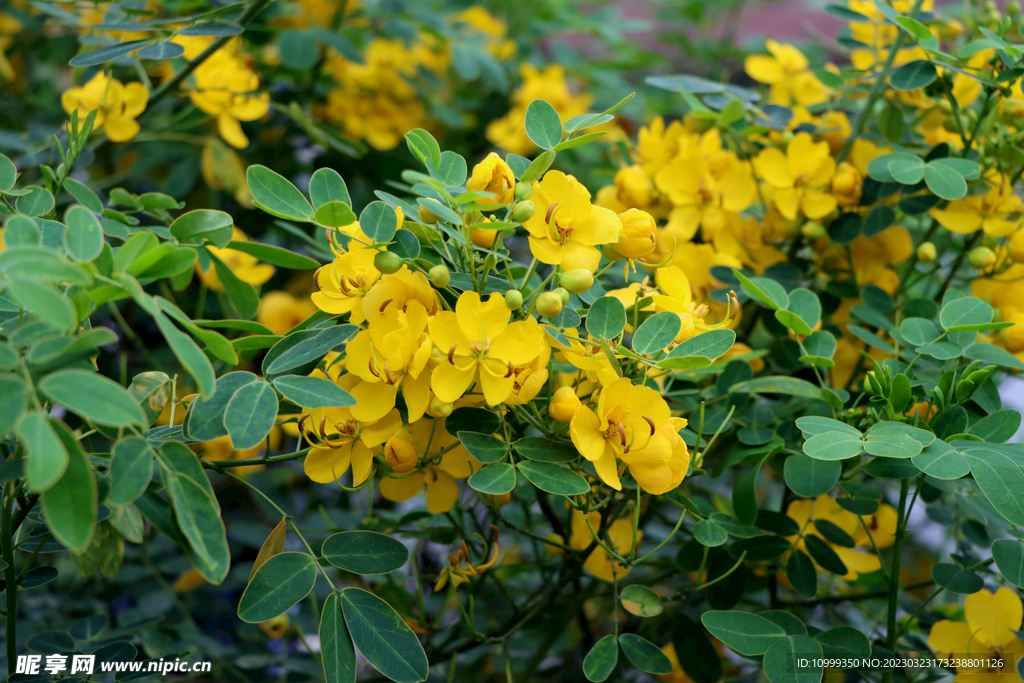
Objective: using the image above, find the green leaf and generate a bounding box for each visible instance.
[238,552,317,622]
[69,39,153,66]
[890,60,937,91]
[963,342,1024,371]
[209,250,261,320]
[18,412,69,493]
[669,329,736,359]
[0,153,16,192]
[734,455,766,526]
[468,463,516,495]
[583,635,618,683]
[322,531,409,574]
[524,100,563,150]
[940,296,994,330]
[3,215,41,248]
[247,165,314,222]
[519,150,555,183]
[38,369,146,427]
[619,634,672,675]
[816,627,870,658]
[813,520,855,548]
[16,186,55,216]
[862,432,922,458]
[0,375,28,437]
[457,431,507,464]
[784,454,841,497]
[309,168,352,209]
[620,584,663,617]
[314,201,358,229]
[970,409,1021,443]
[431,151,468,186]
[266,325,357,375]
[694,519,729,547]
[226,240,318,270]
[912,439,969,480]
[224,379,278,450]
[962,449,1024,525]
[786,288,821,329]
[184,371,257,441]
[931,563,984,594]
[107,437,154,505]
[586,296,627,340]
[786,549,817,598]
[803,331,836,359]
[41,420,96,553]
[154,311,215,400]
[359,201,399,243]
[918,341,962,359]
[924,161,968,200]
[553,131,607,152]
[405,129,442,169]
[513,437,578,463]
[763,635,823,683]
[445,407,500,435]
[733,270,788,310]
[0,246,93,286]
[730,376,822,400]
[64,205,104,262]
[992,539,1024,588]
[517,461,590,496]
[632,311,681,354]
[272,375,355,409]
[340,587,429,683]
[795,416,861,437]
[804,535,847,575]
[701,611,786,656]
[7,279,76,332]
[169,210,234,248]
[320,593,357,683]
[803,432,863,461]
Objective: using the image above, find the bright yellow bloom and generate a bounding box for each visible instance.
[257,291,318,335]
[930,172,1024,236]
[570,377,689,493]
[569,509,641,582]
[61,71,149,142]
[745,40,831,106]
[786,495,896,580]
[655,147,756,242]
[196,227,275,291]
[549,386,582,423]
[452,7,515,60]
[523,171,622,272]
[467,152,516,208]
[311,243,380,323]
[197,426,281,477]
[613,209,657,259]
[433,526,500,591]
[928,588,1024,682]
[345,299,434,422]
[428,291,543,405]
[553,335,623,388]
[378,417,481,514]
[754,132,837,220]
[301,375,401,486]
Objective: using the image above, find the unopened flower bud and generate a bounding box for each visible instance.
[614,209,657,258]
[559,269,594,294]
[917,241,937,262]
[384,429,419,473]
[418,204,442,224]
[429,264,451,288]
[427,395,453,418]
[801,220,827,239]
[1002,99,1024,125]
[548,386,581,423]
[374,251,403,274]
[602,243,626,260]
[505,289,524,310]
[511,200,535,223]
[536,291,563,318]
[471,227,497,248]
[1010,230,1024,263]
[514,181,532,201]
[969,246,996,269]
[484,253,499,270]
[487,492,512,506]
[684,113,715,133]
[544,533,565,555]
[554,287,570,304]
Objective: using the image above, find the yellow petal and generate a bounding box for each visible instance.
[966,587,1023,647]
[431,359,477,403]
[379,472,425,502]
[456,291,509,342]
[927,620,974,658]
[593,449,622,491]
[303,445,352,483]
[571,406,607,462]
[425,469,460,514]
[218,113,249,149]
[801,191,837,219]
[349,381,398,422]
[104,116,140,142]
[745,55,785,84]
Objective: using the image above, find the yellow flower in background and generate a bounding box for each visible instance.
[569,509,641,582]
[434,526,500,591]
[754,132,837,220]
[61,71,149,142]
[467,152,516,208]
[928,588,1024,682]
[257,291,318,335]
[930,172,1024,236]
[523,170,622,272]
[0,12,23,82]
[429,291,543,405]
[188,54,270,149]
[197,427,281,477]
[786,495,896,580]
[378,417,481,514]
[745,40,831,106]
[201,138,254,207]
[195,227,275,291]
[452,7,515,61]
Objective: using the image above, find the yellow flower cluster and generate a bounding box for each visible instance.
[61,71,149,142]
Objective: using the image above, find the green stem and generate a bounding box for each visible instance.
[3,485,17,674]
[884,478,911,677]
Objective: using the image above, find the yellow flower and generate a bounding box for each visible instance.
[467,152,516,208]
[612,165,656,209]
[570,377,688,493]
[614,209,657,259]
[196,227,275,292]
[553,335,623,388]
[173,567,207,592]
[345,299,434,422]
[452,7,516,60]
[831,161,863,208]
[257,291,318,335]
[655,147,756,242]
[428,291,543,405]
[201,138,253,207]
[301,375,402,486]
[523,170,622,272]
[745,40,831,106]
[754,132,837,220]
[785,495,896,580]
[549,386,581,423]
[311,243,380,323]
[433,526,500,591]
[930,172,1024,236]
[569,509,641,582]
[928,588,1024,682]
[378,417,481,514]
[61,71,148,142]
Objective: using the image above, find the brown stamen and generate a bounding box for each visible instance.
[545,202,559,223]
[319,416,329,441]
[617,422,627,447]
[297,413,310,434]
[505,359,514,378]
[642,415,656,435]
[448,344,458,364]
[368,357,380,378]
[379,298,393,312]
[384,363,395,385]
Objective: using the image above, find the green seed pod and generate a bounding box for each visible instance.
[801,221,827,239]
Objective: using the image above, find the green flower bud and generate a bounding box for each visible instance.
[684,113,715,133]
[374,251,403,274]
[514,181,532,202]
[505,289,524,310]
[484,253,499,271]
[535,291,563,318]
[428,264,451,288]
[917,242,937,262]
[554,287,570,304]
[511,200,536,223]
[801,220,827,239]
[559,268,594,294]
[968,246,996,269]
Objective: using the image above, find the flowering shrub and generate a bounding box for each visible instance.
[3,0,1024,682]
